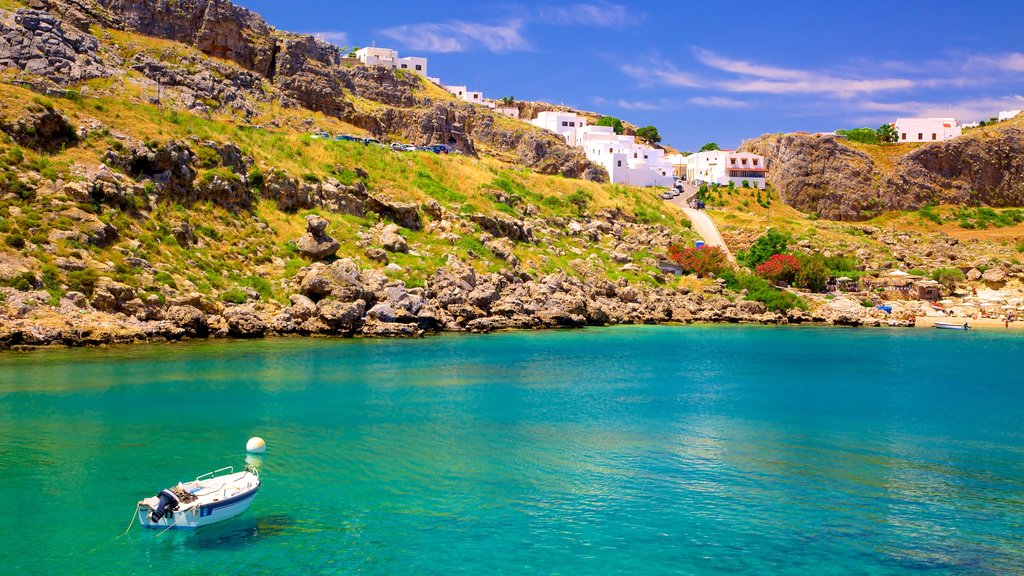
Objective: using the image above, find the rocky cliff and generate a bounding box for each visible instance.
[741,120,1024,220]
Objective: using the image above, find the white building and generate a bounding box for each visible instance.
[444,85,484,104]
[354,47,428,77]
[892,118,962,142]
[684,150,766,189]
[532,112,673,187]
[998,109,1022,122]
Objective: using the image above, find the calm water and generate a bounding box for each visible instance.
[1,326,1023,575]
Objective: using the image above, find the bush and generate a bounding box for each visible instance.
[836,128,879,144]
[720,270,807,312]
[795,254,831,292]
[8,271,37,291]
[932,267,964,289]
[740,229,791,268]
[220,287,249,304]
[239,275,274,301]
[66,268,99,295]
[667,244,730,278]
[755,253,801,285]
[918,203,943,225]
[5,233,25,249]
[247,167,265,190]
[153,271,177,288]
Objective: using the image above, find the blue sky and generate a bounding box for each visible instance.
[236,0,1024,151]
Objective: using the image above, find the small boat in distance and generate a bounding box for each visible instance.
[934,322,971,331]
[137,465,260,530]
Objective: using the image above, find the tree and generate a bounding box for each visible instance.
[740,229,791,268]
[636,125,661,145]
[596,116,624,135]
[796,254,831,292]
[501,96,515,106]
[699,142,720,152]
[876,123,898,143]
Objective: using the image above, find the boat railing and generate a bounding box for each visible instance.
[195,466,234,482]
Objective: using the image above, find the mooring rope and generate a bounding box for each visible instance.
[115,507,137,540]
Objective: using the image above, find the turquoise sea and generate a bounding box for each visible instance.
[1,326,1023,575]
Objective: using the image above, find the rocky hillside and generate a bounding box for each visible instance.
[741,118,1024,220]
[1,0,604,179]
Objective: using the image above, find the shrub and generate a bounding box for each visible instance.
[8,271,37,291]
[740,229,791,268]
[720,270,807,312]
[755,253,801,285]
[795,254,831,292]
[667,244,730,278]
[66,268,99,295]
[239,275,274,301]
[153,271,177,288]
[918,203,943,225]
[220,287,249,304]
[247,167,265,190]
[932,267,964,289]
[5,233,25,249]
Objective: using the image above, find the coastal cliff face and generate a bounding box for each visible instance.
[741,121,1024,220]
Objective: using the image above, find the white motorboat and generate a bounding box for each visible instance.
[137,466,260,530]
[934,321,971,331]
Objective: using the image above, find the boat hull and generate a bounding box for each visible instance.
[138,485,259,530]
[934,322,970,330]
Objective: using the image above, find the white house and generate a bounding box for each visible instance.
[531,112,673,187]
[531,111,589,142]
[893,118,962,142]
[444,85,484,104]
[355,47,428,77]
[998,109,1022,122]
[684,150,766,189]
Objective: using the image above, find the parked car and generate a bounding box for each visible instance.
[310,131,330,139]
[390,142,414,151]
[333,134,359,142]
[661,192,674,199]
[427,144,452,154]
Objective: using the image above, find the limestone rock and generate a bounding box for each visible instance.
[379,224,409,253]
[165,305,209,337]
[295,214,340,260]
[223,306,267,338]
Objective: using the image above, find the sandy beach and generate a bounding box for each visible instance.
[915,315,1024,331]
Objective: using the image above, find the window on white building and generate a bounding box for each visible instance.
[401,64,407,69]
[901,133,907,140]
[918,133,923,140]
[617,161,622,167]
[415,64,422,71]
[932,133,937,140]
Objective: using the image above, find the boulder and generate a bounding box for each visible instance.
[295,214,339,260]
[316,299,365,332]
[378,224,409,253]
[223,306,267,338]
[165,305,210,337]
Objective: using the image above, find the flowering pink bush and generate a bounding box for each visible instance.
[668,244,730,278]
[755,253,801,285]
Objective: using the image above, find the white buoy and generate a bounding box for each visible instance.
[246,436,266,453]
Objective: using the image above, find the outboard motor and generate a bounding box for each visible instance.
[149,489,180,522]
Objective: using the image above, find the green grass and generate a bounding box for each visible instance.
[720,270,807,312]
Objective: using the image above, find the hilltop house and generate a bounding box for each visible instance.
[683,150,766,189]
[532,111,673,187]
[998,109,1022,122]
[444,85,483,104]
[355,47,428,78]
[892,118,961,142]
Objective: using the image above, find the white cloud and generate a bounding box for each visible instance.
[310,31,348,46]
[968,52,1024,72]
[536,3,642,27]
[688,96,750,109]
[620,62,704,88]
[378,20,530,53]
[853,95,1024,124]
[694,48,915,96]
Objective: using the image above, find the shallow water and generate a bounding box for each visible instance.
[1,326,1023,575]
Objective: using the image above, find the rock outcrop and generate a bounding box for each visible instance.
[0,8,109,84]
[742,123,1024,220]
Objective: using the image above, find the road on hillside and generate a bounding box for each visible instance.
[663,182,735,263]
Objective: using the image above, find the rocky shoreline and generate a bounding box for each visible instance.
[0,253,917,351]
